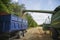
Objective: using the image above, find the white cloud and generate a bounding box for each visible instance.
[31,13,52,25]
[12,0,18,2]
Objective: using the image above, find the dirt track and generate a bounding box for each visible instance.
[14,27,53,40]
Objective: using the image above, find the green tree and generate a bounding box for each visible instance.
[9,3,25,17]
[0,0,25,17]
[0,0,11,4]
[0,0,11,13]
[25,13,38,27]
[0,0,10,13]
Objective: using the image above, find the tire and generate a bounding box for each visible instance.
[22,31,24,37]
[50,28,59,40]
[16,34,20,39]
[15,32,20,39]
[25,30,27,33]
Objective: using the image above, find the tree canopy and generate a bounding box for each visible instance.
[0,0,10,13]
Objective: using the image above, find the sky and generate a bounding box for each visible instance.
[12,0,60,25]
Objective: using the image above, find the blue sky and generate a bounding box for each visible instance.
[12,0,60,25]
[18,0,60,10]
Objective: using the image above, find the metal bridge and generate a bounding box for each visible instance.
[23,10,53,13]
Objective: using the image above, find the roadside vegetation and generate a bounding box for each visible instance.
[25,13,38,27]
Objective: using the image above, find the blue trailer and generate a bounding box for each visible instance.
[0,14,28,40]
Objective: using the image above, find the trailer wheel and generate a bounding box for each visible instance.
[50,28,59,40]
[15,32,20,39]
[16,34,20,39]
[22,30,25,37]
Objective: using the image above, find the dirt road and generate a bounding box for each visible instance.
[14,27,53,40]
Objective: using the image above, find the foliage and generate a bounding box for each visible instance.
[0,0,25,17]
[0,0,11,13]
[0,0,10,13]
[9,3,25,17]
[0,0,11,4]
[25,13,38,27]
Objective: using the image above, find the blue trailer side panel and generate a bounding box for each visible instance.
[18,17,22,31]
[0,22,3,32]
[0,15,10,33]
[9,21,19,32]
[21,19,28,30]
[2,22,10,32]
[0,15,10,22]
[0,14,20,33]
[0,14,28,33]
